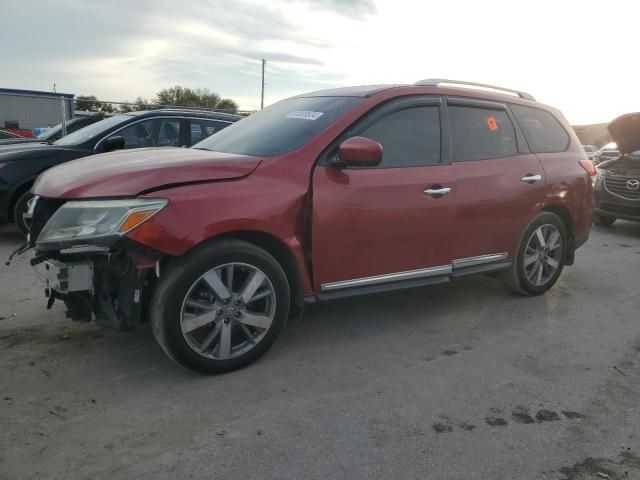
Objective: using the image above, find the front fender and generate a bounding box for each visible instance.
[126,175,312,293]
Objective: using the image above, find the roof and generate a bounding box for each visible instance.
[128,109,241,121]
[298,80,537,103]
[0,87,75,99]
[298,85,402,98]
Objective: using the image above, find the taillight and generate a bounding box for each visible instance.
[579,159,596,176]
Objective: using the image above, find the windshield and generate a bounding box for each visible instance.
[54,114,132,146]
[194,96,362,157]
[37,118,82,141]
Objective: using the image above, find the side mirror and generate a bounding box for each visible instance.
[103,136,126,152]
[335,136,382,167]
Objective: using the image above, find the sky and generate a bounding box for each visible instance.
[0,0,638,124]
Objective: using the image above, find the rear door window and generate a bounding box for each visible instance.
[510,105,569,153]
[449,106,518,161]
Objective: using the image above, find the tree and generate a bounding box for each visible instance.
[155,86,237,112]
[216,98,239,113]
[118,96,152,113]
[74,95,115,113]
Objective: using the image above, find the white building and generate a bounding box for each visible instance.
[0,88,74,134]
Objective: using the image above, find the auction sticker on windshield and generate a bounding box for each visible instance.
[285,111,324,120]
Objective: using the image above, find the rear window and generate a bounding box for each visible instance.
[511,105,569,153]
[449,106,517,161]
[194,96,361,157]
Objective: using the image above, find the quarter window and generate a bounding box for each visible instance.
[449,106,517,161]
[511,105,569,153]
[357,106,441,167]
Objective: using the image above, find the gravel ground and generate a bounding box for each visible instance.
[1,222,640,480]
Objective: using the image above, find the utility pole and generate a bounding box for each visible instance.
[261,59,266,110]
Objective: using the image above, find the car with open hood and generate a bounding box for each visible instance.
[0,109,239,235]
[24,79,593,373]
[593,113,640,225]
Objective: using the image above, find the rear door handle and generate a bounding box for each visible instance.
[521,174,542,184]
[424,187,451,198]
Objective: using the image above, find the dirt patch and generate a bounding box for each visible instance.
[512,406,535,424]
[559,451,640,479]
[442,350,458,356]
[536,410,561,422]
[485,416,508,427]
[562,411,586,420]
[432,423,453,433]
[458,421,476,431]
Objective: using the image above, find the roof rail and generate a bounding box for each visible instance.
[414,79,535,101]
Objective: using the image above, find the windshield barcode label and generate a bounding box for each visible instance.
[285,111,324,120]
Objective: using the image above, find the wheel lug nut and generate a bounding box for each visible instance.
[235,311,241,317]
[234,300,240,306]
[224,317,231,324]
[217,309,223,315]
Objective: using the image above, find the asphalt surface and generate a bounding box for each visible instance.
[1,222,640,480]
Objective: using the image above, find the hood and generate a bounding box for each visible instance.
[0,142,74,161]
[33,147,262,198]
[608,113,640,154]
[598,152,640,176]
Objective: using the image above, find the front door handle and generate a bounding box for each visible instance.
[424,187,451,198]
[521,174,542,184]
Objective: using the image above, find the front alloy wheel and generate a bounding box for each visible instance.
[14,191,34,237]
[180,263,276,360]
[151,239,290,373]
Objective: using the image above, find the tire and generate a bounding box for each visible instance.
[501,212,568,296]
[150,239,290,373]
[13,190,33,237]
[593,212,616,226]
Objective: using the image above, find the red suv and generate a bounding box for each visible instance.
[27,80,594,373]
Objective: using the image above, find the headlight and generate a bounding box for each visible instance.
[37,198,167,245]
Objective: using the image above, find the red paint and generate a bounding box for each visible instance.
[33,84,593,296]
[33,148,261,198]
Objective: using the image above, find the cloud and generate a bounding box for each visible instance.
[296,0,378,19]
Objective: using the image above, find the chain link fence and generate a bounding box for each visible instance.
[0,91,252,138]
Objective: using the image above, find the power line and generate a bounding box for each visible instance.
[261,59,266,110]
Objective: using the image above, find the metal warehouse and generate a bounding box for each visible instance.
[0,88,74,133]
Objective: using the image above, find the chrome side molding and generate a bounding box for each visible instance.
[452,252,508,269]
[321,265,452,291]
[321,252,508,292]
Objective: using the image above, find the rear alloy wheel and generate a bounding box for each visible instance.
[151,240,290,373]
[593,213,616,226]
[13,190,34,237]
[502,212,567,296]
